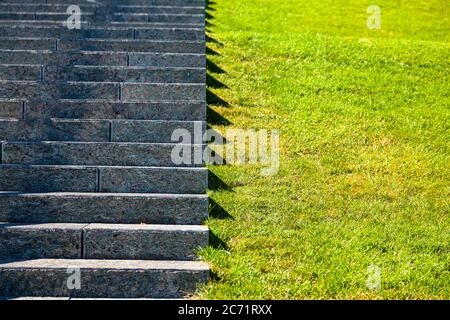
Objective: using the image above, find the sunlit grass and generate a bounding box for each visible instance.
[200,0,449,299]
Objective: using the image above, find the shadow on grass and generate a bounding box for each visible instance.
[208,171,232,191]
[209,199,234,220]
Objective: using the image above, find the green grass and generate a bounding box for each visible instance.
[200,0,449,299]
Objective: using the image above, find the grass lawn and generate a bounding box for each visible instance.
[200,0,449,299]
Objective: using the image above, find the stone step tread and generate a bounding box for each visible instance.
[0,81,206,102]
[0,99,206,121]
[0,118,204,143]
[0,50,206,68]
[0,164,208,194]
[0,258,209,271]
[0,222,208,260]
[0,192,208,225]
[0,21,204,28]
[2,141,206,167]
[0,37,205,53]
[0,25,205,41]
[11,0,205,4]
[0,258,209,298]
[0,65,205,83]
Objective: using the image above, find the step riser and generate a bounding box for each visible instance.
[0,120,110,142]
[0,261,209,298]
[0,27,204,41]
[0,66,205,83]
[0,193,208,225]
[0,120,204,143]
[0,166,208,193]
[0,13,205,24]
[0,224,208,260]
[0,21,203,28]
[0,7,204,15]
[0,224,83,259]
[24,101,206,121]
[44,66,206,83]
[0,101,22,118]
[57,39,204,54]
[0,38,204,53]
[0,51,205,68]
[2,143,206,167]
[12,0,205,5]
[0,82,205,102]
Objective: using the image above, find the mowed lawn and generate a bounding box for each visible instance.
[200,0,449,299]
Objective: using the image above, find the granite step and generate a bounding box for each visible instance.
[0,223,208,260]
[0,119,204,143]
[23,100,206,121]
[12,0,205,5]
[0,12,205,24]
[0,119,110,142]
[0,50,205,68]
[0,25,204,41]
[0,223,85,259]
[0,5,204,15]
[0,192,208,225]
[0,37,204,53]
[0,81,205,102]
[0,20,203,28]
[57,39,204,54]
[0,164,208,194]
[43,66,205,83]
[2,141,205,167]
[0,65,205,83]
[0,259,209,298]
[85,223,208,260]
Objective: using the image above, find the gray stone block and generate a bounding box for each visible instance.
[0,192,208,224]
[0,25,133,40]
[26,100,206,121]
[0,259,209,298]
[134,27,205,41]
[0,164,97,192]
[0,37,56,50]
[44,66,205,83]
[0,50,128,66]
[0,65,41,81]
[2,142,204,167]
[0,119,110,141]
[0,81,119,100]
[121,83,205,102]
[58,39,205,54]
[114,7,204,15]
[112,120,205,143]
[146,14,204,24]
[0,100,22,118]
[129,53,205,68]
[84,224,209,260]
[0,223,83,259]
[100,166,208,194]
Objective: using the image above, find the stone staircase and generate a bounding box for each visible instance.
[0,0,209,299]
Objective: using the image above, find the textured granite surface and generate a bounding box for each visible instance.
[58,39,205,54]
[2,141,204,167]
[0,165,98,192]
[44,66,205,83]
[27,101,206,121]
[0,119,110,141]
[99,166,208,194]
[0,100,22,118]
[0,192,208,224]
[121,83,206,102]
[83,224,209,260]
[0,223,84,259]
[0,259,209,298]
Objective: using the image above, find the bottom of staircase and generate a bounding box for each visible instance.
[0,258,209,299]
